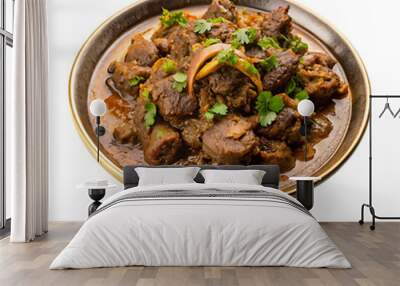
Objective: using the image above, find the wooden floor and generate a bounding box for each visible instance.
[0,222,399,286]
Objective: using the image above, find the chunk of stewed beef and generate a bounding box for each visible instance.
[205,67,257,112]
[297,64,348,105]
[207,22,236,43]
[145,124,182,165]
[257,107,298,140]
[260,6,292,38]
[151,76,198,128]
[202,0,238,23]
[302,52,337,69]
[107,61,151,98]
[132,98,182,165]
[125,34,159,66]
[202,115,258,164]
[181,118,213,150]
[258,138,296,172]
[262,49,300,92]
[113,122,137,144]
[152,24,199,69]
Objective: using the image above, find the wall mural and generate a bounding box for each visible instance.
[69,0,370,192]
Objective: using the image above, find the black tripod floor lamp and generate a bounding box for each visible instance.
[87,99,107,215]
[359,94,400,230]
[289,99,320,211]
[89,99,107,162]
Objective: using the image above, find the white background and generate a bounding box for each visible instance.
[47,0,400,221]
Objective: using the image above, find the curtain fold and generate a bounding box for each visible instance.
[9,0,48,242]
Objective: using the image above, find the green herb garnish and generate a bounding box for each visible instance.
[205,102,228,121]
[162,59,176,74]
[203,38,221,47]
[290,38,308,53]
[140,88,150,100]
[259,55,280,72]
[231,38,241,49]
[242,60,259,75]
[285,77,309,100]
[172,72,187,93]
[257,36,280,50]
[144,102,157,128]
[194,19,212,34]
[295,89,309,101]
[232,28,257,48]
[285,78,297,95]
[256,91,284,127]
[128,76,145,86]
[216,48,238,65]
[259,112,277,127]
[207,17,228,23]
[285,76,301,97]
[160,8,188,28]
[281,34,308,53]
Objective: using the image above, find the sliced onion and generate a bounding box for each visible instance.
[195,60,221,80]
[195,58,263,93]
[187,43,247,96]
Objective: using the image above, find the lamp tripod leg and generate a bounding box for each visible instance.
[304,116,308,162]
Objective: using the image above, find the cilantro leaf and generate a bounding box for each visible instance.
[205,111,215,121]
[209,102,228,115]
[172,72,187,93]
[259,55,279,72]
[162,59,176,74]
[205,102,228,121]
[173,72,187,83]
[285,76,308,101]
[256,91,272,115]
[247,28,257,42]
[242,60,259,75]
[160,8,188,28]
[207,17,227,23]
[144,102,157,128]
[295,89,309,101]
[283,35,308,53]
[293,41,308,53]
[231,38,242,49]
[172,81,186,93]
[194,19,212,34]
[258,36,280,50]
[232,28,257,47]
[140,88,150,100]
[217,48,238,65]
[285,78,297,95]
[268,95,284,113]
[256,91,284,127]
[203,38,221,47]
[260,112,277,127]
[235,30,248,44]
[128,75,145,86]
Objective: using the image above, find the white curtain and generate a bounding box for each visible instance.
[9,0,48,242]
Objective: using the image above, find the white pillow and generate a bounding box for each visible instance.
[200,169,266,185]
[135,167,200,186]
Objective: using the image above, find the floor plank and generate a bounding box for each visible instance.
[0,222,399,286]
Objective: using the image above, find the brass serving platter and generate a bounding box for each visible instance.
[69,0,370,193]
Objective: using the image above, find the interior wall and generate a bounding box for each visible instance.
[48,0,400,221]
